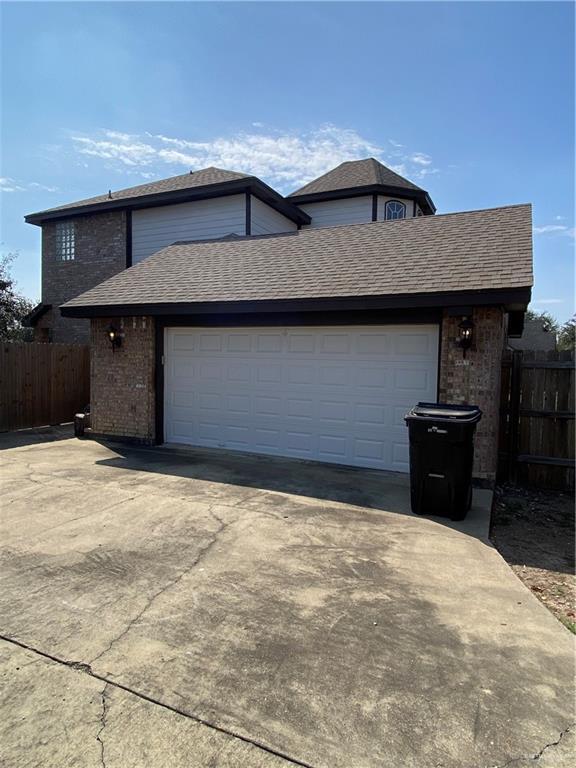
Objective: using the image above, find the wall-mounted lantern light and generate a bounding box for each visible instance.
[457,316,474,357]
[106,324,123,351]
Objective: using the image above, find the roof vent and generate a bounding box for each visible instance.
[189,170,194,175]
[108,190,112,199]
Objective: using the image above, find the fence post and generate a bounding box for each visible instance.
[508,350,523,484]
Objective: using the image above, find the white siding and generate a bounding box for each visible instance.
[299,195,419,229]
[132,195,246,263]
[250,196,298,235]
[377,196,417,221]
[300,197,373,228]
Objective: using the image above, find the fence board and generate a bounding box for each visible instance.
[0,343,90,432]
[498,350,575,490]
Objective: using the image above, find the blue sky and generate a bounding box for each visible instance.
[1,1,574,322]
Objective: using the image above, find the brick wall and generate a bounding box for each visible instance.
[90,317,156,442]
[41,211,127,343]
[439,306,505,481]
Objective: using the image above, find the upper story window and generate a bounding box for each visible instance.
[56,221,75,260]
[385,200,407,221]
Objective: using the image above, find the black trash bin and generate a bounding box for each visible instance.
[405,402,482,521]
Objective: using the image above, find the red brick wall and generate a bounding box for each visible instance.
[439,306,505,481]
[90,317,156,442]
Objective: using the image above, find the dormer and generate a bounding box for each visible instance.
[288,158,435,228]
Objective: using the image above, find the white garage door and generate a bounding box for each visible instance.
[164,325,439,472]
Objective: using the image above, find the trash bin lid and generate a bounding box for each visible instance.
[406,402,482,423]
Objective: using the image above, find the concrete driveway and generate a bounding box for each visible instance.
[1,429,573,768]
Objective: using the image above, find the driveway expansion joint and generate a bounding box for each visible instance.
[1,633,317,768]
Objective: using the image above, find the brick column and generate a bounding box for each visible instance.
[90,317,156,442]
[438,307,505,482]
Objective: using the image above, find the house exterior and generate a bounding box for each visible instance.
[24,158,533,483]
[508,316,557,351]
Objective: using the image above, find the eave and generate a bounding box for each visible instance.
[25,178,311,227]
[288,184,437,215]
[60,287,532,319]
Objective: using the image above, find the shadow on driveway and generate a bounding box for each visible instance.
[92,438,493,542]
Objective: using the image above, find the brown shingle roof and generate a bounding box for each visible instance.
[27,167,250,218]
[289,158,424,197]
[61,204,533,314]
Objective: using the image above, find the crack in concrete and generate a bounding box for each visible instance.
[494,723,574,767]
[4,495,142,544]
[0,634,315,768]
[88,507,233,667]
[95,684,109,768]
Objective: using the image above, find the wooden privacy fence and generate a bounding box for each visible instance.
[0,343,90,432]
[498,349,575,491]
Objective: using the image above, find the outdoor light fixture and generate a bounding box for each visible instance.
[458,316,474,357]
[106,324,123,351]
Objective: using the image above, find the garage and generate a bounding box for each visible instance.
[163,325,439,471]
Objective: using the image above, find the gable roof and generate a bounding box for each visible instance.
[25,167,310,226]
[61,204,532,318]
[288,158,436,214]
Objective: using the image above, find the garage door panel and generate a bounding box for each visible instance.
[355,333,390,354]
[393,332,434,356]
[226,334,252,352]
[287,334,316,353]
[286,398,314,418]
[164,325,438,471]
[255,363,283,383]
[354,438,386,462]
[287,365,316,385]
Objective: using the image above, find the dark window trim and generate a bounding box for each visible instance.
[25,178,311,227]
[384,199,407,221]
[61,287,532,319]
[371,194,378,222]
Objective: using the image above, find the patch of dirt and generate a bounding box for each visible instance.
[491,485,575,633]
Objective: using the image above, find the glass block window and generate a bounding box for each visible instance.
[385,200,407,221]
[56,221,75,260]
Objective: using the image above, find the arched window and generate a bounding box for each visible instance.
[385,200,406,220]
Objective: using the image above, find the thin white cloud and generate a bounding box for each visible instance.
[532,298,565,305]
[29,182,59,192]
[1,177,58,193]
[533,224,568,234]
[69,126,439,191]
[411,152,432,166]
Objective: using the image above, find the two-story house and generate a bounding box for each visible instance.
[24,158,533,483]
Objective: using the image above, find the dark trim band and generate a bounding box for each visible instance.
[25,178,311,227]
[245,192,251,236]
[125,210,132,268]
[288,184,436,215]
[60,287,532,319]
